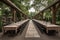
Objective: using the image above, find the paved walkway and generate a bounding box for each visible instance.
[0,20,60,40]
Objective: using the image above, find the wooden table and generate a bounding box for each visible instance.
[33,19,60,33]
[2,19,29,34]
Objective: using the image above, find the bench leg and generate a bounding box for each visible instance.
[2,28,5,34]
[56,29,59,33]
[46,29,48,34]
[3,30,6,34]
[15,29,17,34]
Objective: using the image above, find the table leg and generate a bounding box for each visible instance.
[46,29,48,34]
[2,28,5,34]
[15,28,17,34]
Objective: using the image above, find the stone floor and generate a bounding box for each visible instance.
[0,20,60,40]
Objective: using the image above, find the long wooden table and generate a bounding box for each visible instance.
[33,19,60,33]
[2,19,29,34]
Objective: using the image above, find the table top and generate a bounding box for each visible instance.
[33,19,60,28]
[4,19,29,28]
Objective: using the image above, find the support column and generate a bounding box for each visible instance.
[36,15,38,20]
[51,5,56,24]
[40,12,43,20]
[11,8,16,22]
[14,9,16,22]
[20,13,22,20]
[25,15,27,19]
[38,13,41,20]
[24,15,27,19]
[34,16,36,19]
[37,14,40,20]
[25,15,28,19]
[23,14,25,20]
[23,15,25,20]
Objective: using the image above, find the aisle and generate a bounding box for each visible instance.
[25,20,40,37]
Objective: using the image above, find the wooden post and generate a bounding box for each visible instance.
[40,12,43,20]
[37,14,40,20]
[23,15,25,20]
[38,14,40,20]
[36,16,38,19]
[24,15,27,19]
[35,15,37,19]
[25,15,27,19]
[13,9,16,22]
[36,15,38,20]
[51,5,56,24]
[25,15,26,19]
[11,8,16,22]
[23,14,24,20]
[20,13,22,20]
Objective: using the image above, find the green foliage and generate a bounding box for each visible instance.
[0,13,2,32]
[47,0,57,6]
[56,8,60,25]
[43,9,52,22]
[11,0,29,15]
[0,10,2,16]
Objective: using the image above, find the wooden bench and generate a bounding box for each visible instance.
[33,19,60,33]
[2,19,29,34]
